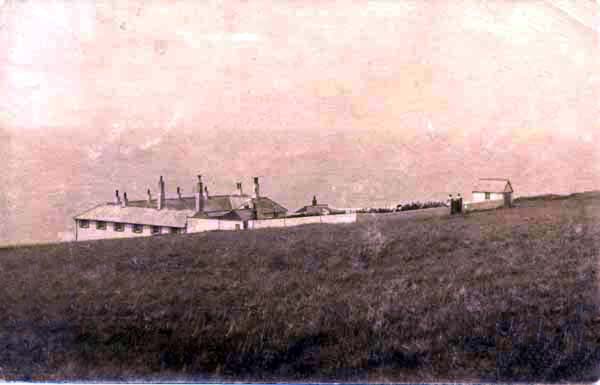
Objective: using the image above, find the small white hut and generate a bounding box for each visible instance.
[472,178,514,207]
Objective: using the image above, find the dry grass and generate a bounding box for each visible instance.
[0,193,599,382]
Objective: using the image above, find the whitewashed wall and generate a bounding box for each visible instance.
[472,192,505,202]
[187,218,243,233]
[248,218,286,229]
[75,221,179,241]
[248,213,357,229]
[188,213,357,232]
[463,199,505,211]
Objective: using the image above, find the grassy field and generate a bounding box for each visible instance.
[1,193,599,382]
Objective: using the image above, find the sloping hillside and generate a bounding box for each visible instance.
[0,193,599,381]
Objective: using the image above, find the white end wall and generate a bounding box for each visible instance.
[187,218,243,233]
[472,192,505,202]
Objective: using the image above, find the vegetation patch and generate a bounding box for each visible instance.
[0,194,599,381]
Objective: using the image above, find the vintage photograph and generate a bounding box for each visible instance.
[1,0,599,382]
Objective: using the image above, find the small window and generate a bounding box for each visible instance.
[170,227,179,234]
[133,224,143,233]
[96,221,106,230]
[79,220,89,228]
[114,222,125,232]
[485,192,491,200]
[151,226,161,235]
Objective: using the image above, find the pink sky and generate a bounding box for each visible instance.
[0,0,599,244]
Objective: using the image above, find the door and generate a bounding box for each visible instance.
[504,193,511,208]
[243,221,248,230]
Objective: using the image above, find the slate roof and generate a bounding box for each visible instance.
[296,204,345,215]
[219,209,256,221]
[472,179,514,194]
[74,204,193,228]
[203,195,253,213]
[254,197,288,215]
[127,197,196,211]
[76,194,288,225]
[125,194,254,212]
[296,203,328,212]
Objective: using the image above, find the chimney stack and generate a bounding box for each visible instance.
[122,192,128,207]
[147,189,152,204]
[204,185,209,198]
[115,190,121,205]
[195,175,204,213]
[177,186,182,199]
[157,176,165,210]
[253,177,260,198]
[312,195,317,206]
[236,182,243,196]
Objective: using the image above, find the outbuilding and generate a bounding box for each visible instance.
[472,178,514,207]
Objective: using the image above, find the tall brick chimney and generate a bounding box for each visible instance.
[177,186,182,199]
[157,176,165,210]
[115,190,121,205]
[253,177,260,198]
[122,192,129,207]
[195,175,204,213]
[147,189,152,204]
[204,185,209,198]
[237,182,243,196]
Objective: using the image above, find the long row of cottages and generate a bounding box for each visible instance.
[73,175,514,241]
[73,175,357,241]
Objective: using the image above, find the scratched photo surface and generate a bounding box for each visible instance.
[1,0,600,382]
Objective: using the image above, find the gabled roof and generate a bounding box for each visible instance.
[127,197,196,211]
[219,209,256,222]
[473,178,513,193]
[77,194,287,225]
[190,195,287,219]
[74,204,193,228]
[296,204,330,213]
[295,203,345,215]
[203,195,253,213]
[253,197,288,214]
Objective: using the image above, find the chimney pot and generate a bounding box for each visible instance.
[253,177,260,198]
[115,190,121,205]
[122,192,128,207]
[177,186,182,199]
[147,189,152,204]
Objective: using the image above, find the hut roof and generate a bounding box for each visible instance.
[473,178,514,193]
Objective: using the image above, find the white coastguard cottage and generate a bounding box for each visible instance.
[73,175,357,241]
[464,178,514,211]
[73,175,288,241]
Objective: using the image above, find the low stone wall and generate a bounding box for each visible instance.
[187,213,358,233]
[249,213,357,229]
[358,207,449,222]
[463,199,505,212]
[187,218,243,233]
